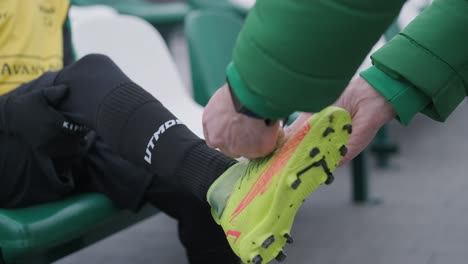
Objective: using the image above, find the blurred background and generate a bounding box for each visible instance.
[7,0,467,263]
[62,0,468,263]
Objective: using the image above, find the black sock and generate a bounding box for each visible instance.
[175,142,237,201]
[97,81,237,201]
[54,54,236,201]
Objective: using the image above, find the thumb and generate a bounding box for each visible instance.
[43,84,69,106]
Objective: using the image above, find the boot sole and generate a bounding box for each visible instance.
[239,107,351,264]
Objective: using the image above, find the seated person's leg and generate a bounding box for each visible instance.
[147,188,238,264]
[76,137,239,263]
[52,53,236,202]
[0,55,240,263]
[55,53,241,261]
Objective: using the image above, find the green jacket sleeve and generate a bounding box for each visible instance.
[227,0,405,119]
[362,0,468,124]
[360,66,430,125]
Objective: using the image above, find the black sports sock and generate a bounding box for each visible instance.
[175,142,237,201]
[54,54,236,200]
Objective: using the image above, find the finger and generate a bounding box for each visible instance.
[43,84,69,106]
[338,121,379,166]
[285,113,313,137]
[204,136,218,150]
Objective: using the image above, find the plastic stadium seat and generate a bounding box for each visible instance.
[188,0,233,9]
[185,10,243,106]
[71,0,191,26]
[188,0,252,16]
[0,195,156,264]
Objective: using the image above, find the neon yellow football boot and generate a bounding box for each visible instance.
[207,106,352,264]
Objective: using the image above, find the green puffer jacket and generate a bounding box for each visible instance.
[227,0,468,125]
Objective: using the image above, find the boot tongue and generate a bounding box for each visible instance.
[207,161,249,218]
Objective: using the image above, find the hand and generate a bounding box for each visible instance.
[334,77,396,164]
[203,83,282,159]
[281,77,395,165]
[0,85,86,150]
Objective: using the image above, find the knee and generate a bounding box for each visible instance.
[55,53,131,90]
[75,54,115,69]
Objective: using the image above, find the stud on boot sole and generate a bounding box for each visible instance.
[291,178,302,189]
[275,251,287,262]
[309,147,320,158]
[339,145,348,156]
[262,235,275,249]
[343,124,352,134]
[284,233,294,244]
[322,127,335,137]
[252,255,262,264]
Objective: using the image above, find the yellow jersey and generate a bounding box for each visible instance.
[0,0,69,95]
